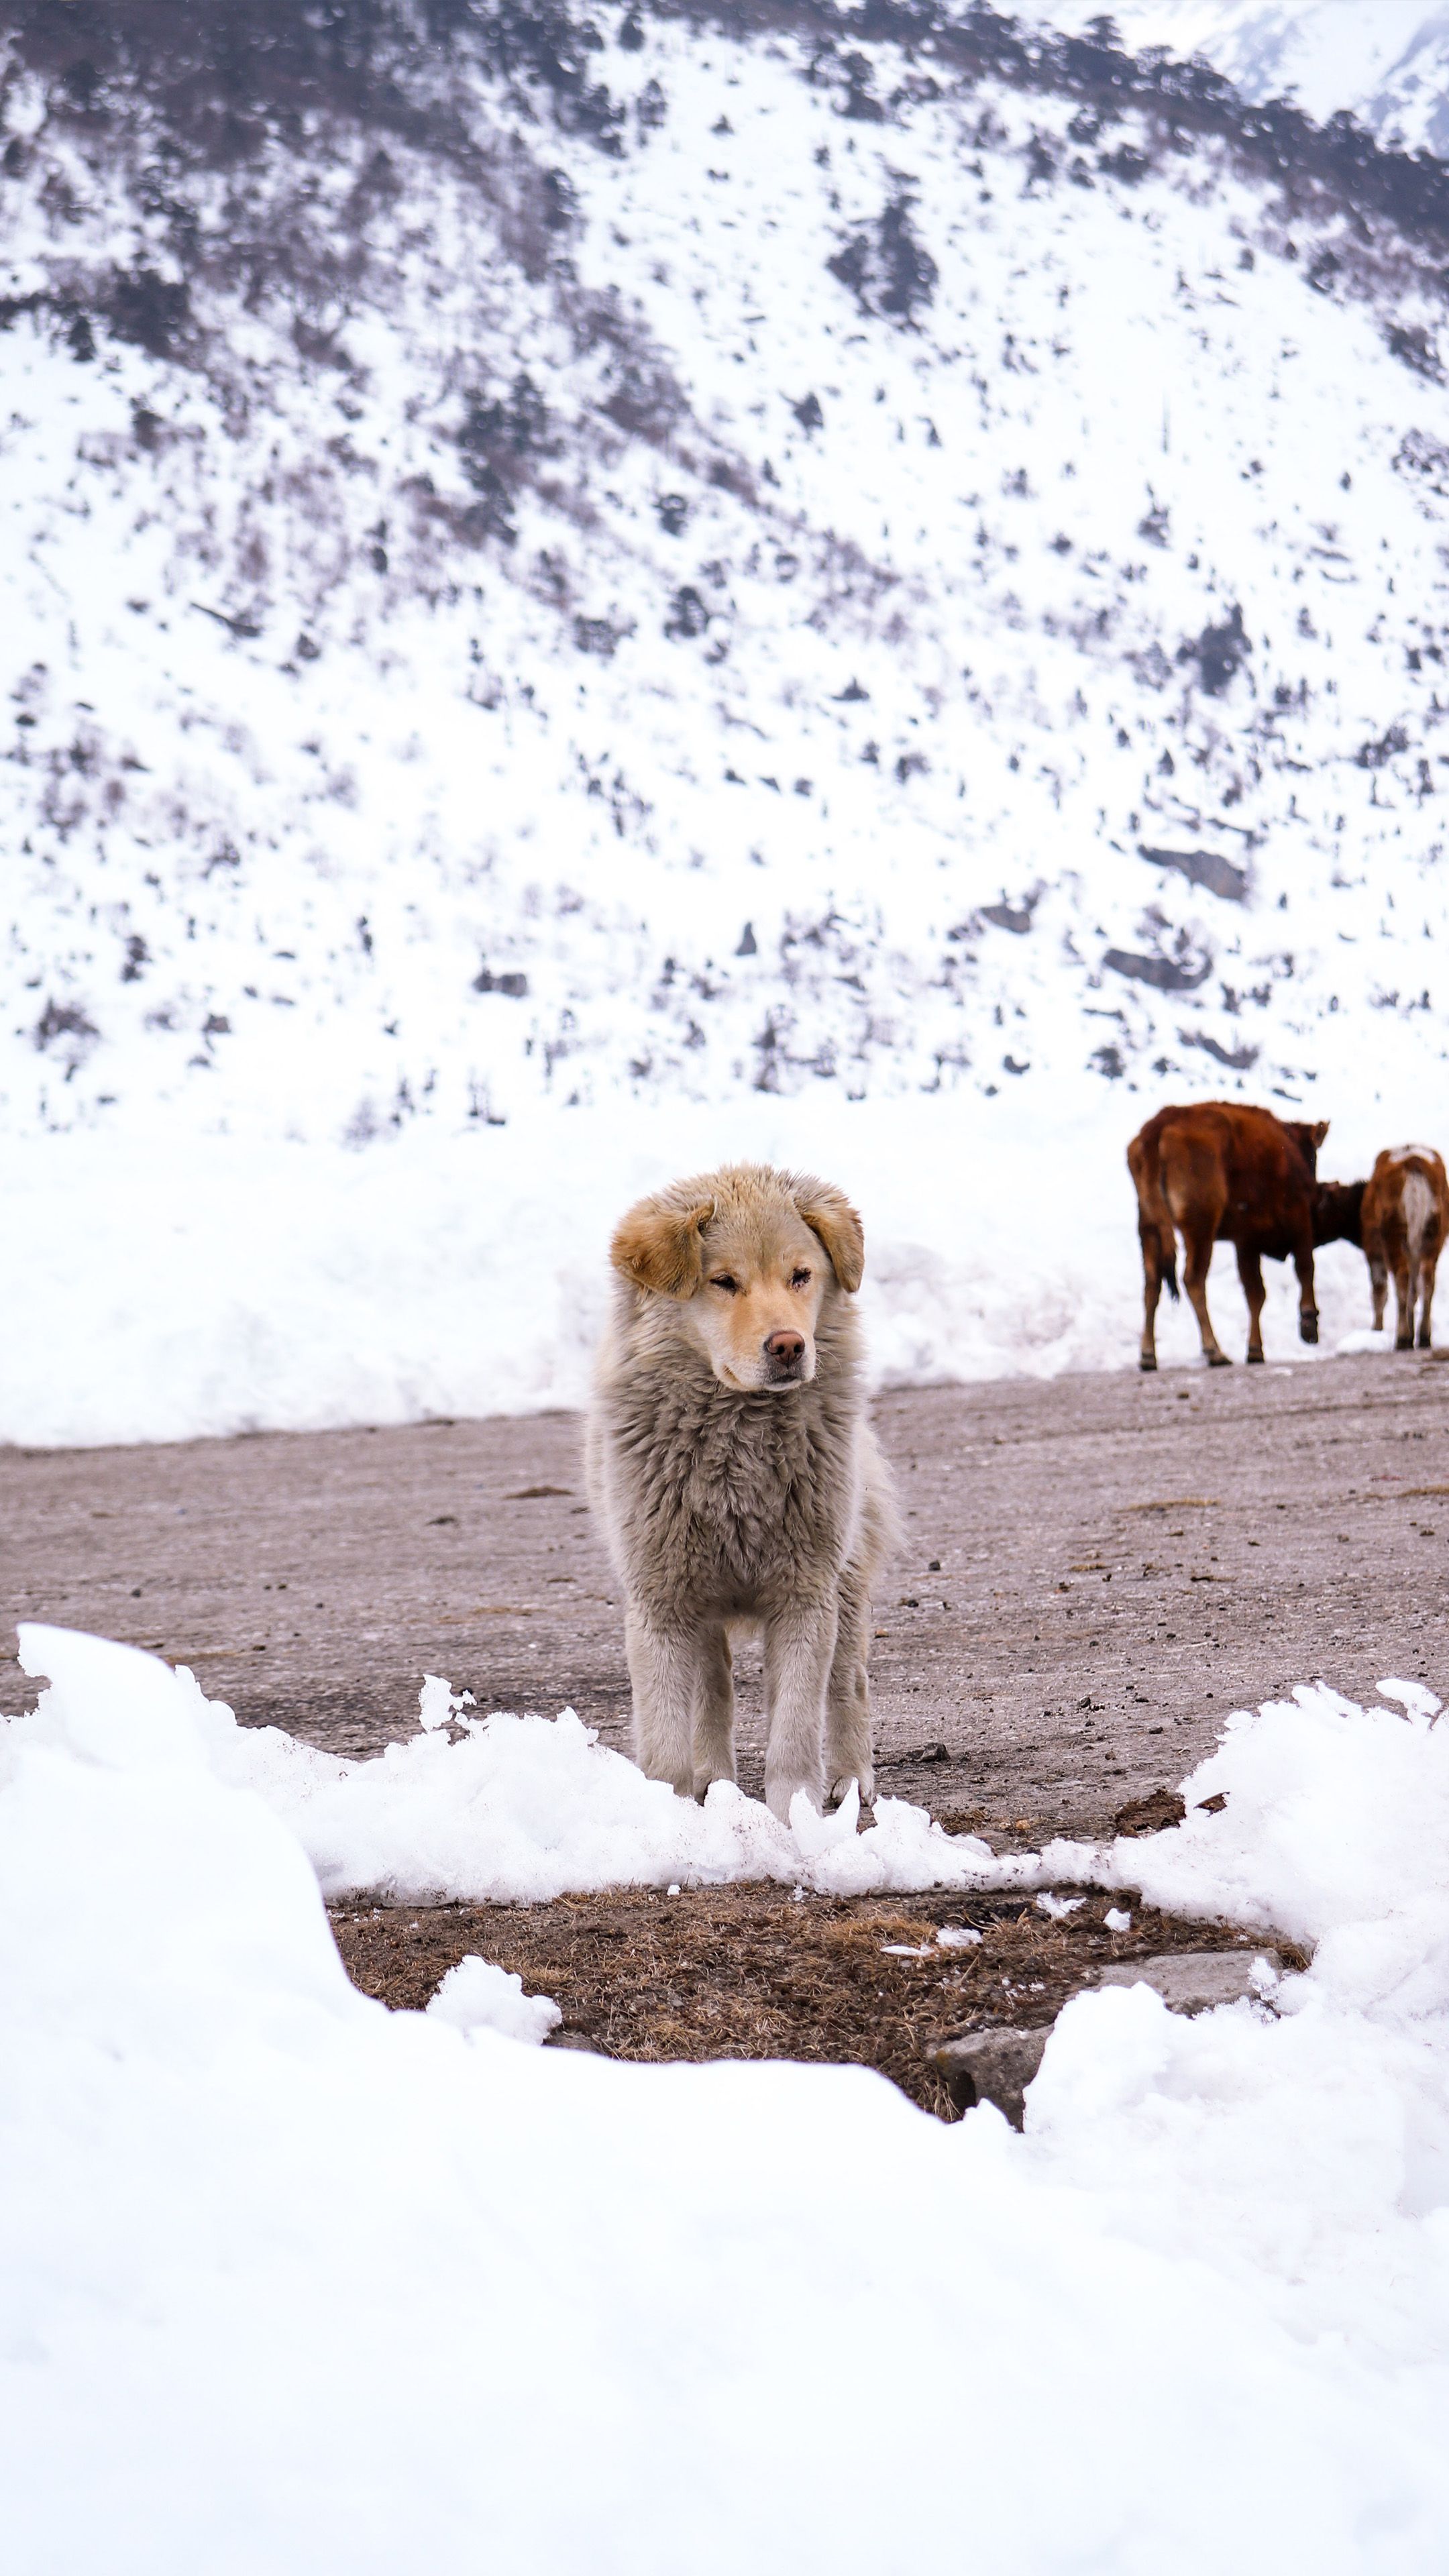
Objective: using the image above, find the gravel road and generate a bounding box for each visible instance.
[5,1353,1446,1840]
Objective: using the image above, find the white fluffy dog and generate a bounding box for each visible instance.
[586,1161,898,1822]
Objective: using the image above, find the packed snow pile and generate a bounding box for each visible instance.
[5,1622,1446,1923]
[1028,1672,1449,2377]
[10,1626,1046,1902]
[5,1622,1449,2571]
[426,1954,562,2045]
[1046,1672,1449,1947]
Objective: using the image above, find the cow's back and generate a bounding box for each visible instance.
[1364,1145,1449,1256]
[1128,1102,1317,1248]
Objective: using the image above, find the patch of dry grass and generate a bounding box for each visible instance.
[331,1885,1281,2120]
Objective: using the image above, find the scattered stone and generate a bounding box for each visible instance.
[1102,945,1212,994]
[1176,601,1250,696]
[927,1948,1283,2125]
[1139,843,1248,904]
[1093,1948,1281,2011]
[1113,1787,1186,1836]
[1182,1031,1260,1071]
[980,897,1035,934]
[925,2027,1049,2127]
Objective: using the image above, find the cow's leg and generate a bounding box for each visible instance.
[1418,1251,1439,1350]
[1292,1234,1320,1346]
[824,1563,874,1810]
[762,1593,838,1823]
[1138,1222,1166,1371]
[1235,1246,1268,1363]
[1181,1222,1229,1366]
[627,1605,705,1798]
[1368,1250,1388,1333]
[1393,1252,1415,1350]
[692,1623,735,1799]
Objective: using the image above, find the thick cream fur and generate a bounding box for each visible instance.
[588,1163,898,1821]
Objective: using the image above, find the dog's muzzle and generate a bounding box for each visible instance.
[761,1330,807,1386]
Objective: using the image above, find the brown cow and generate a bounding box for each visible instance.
[1361,1144,1449,1350]
[1128,1102,1360,1369]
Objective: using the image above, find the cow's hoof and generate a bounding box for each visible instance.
[1245,1348,1265,1364]
[1299,1317,1320,1346]
[1397,1337,1414,1353]
[1207,1350,1232,1368]
[1139,1354,1157,1373]
[1418,1334,1434,1351]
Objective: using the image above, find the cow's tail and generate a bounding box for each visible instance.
[1403,1169,1433,1271]
[1129,1132,1179,1301]
[1159,1224,1180,1300]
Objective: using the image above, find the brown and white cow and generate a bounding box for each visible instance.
[1361,1144,1449,1350]
[1127,1101,1361,1369]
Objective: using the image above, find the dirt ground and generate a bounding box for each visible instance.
[331,1882,1291,2119]
[5,1352,1444,2107]
[5,1350,1446,1835]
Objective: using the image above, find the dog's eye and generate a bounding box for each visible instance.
[710,1274,739,1294]
[790,1267,812,1288]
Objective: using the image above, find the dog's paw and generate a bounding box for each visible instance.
[828,1770,875,1810]
[767,1775,817,1828]
[828,1773,877,1833]
[692,1766,736,1803]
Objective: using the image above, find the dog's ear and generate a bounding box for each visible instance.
[610,1193,714,1297]
[792,1177,864,1293]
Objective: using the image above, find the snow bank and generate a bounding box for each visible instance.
[11,1626,1041,1902]
[5,1627,1449,2572]
[1028,1677,1449,2375]
[1048,1674,1449,1953]
[0,1086,1393,1448]
[13,1631,1447,1928]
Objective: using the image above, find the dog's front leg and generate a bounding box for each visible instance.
[761,1596,838,1824]
[692,1623,736,1799]
[626,1605,702,1799]
[824,1564,874,1811]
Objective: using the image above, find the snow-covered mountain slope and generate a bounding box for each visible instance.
[4,0,1449,1150]
[5,5,1449,1436]
[1046,5,1449,156]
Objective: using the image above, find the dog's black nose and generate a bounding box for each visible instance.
[764,1330,805,1364]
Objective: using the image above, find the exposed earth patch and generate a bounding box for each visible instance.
[331,1881,1291,2121]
